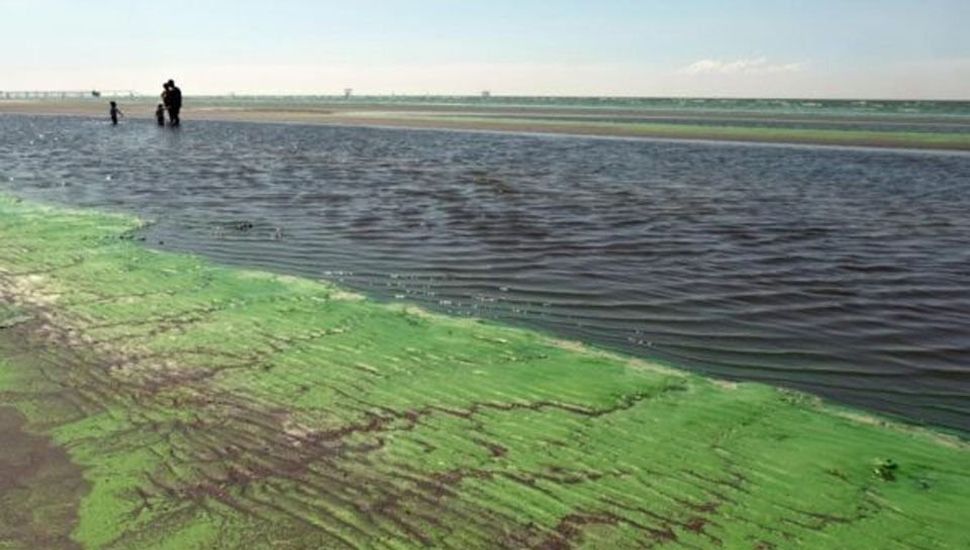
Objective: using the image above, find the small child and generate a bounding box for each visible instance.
[109,101,124,125]
[155,104,166,126]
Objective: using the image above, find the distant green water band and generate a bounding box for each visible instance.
[1,195,968,548]
[397,114,970,150]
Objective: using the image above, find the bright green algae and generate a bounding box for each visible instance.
[1,195,969,549]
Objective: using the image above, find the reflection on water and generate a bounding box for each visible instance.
[2,115,969,432]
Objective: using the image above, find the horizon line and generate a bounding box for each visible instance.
[3,92,969,102]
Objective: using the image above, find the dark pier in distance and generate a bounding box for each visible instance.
[0,90,137,100]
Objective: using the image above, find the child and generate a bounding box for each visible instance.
[155,104,166,126]
[109,101,124,125]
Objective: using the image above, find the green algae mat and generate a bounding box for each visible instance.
[0,195,968,549]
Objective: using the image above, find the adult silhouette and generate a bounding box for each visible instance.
[165,79,183,127]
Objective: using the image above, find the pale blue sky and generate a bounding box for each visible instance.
[2,0,968,97]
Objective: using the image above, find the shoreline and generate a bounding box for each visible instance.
[1,194,969,547]
[3,99,970,151]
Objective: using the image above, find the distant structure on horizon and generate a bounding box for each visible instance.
[481,90,491,99]
[344,88,353,99]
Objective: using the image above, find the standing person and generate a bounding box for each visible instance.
[155,104,166,126]
[109,101,124,125]
[166,79,182,127]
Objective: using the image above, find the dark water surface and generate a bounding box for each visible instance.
[2,115,969,432]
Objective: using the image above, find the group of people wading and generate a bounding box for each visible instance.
[111,79,182,127]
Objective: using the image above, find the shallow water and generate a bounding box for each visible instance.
[2,115,969,432]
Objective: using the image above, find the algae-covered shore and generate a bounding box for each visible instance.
[3,98,970,151]
[1,195,969,549]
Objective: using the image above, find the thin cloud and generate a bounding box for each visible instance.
[680,57,805,75]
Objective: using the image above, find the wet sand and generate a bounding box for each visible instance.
[3,98,969,150]
[0,406,86,549]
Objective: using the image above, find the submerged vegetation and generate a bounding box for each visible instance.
[1,195,969,548]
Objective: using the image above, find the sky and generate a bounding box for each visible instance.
[1,0,968,98]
